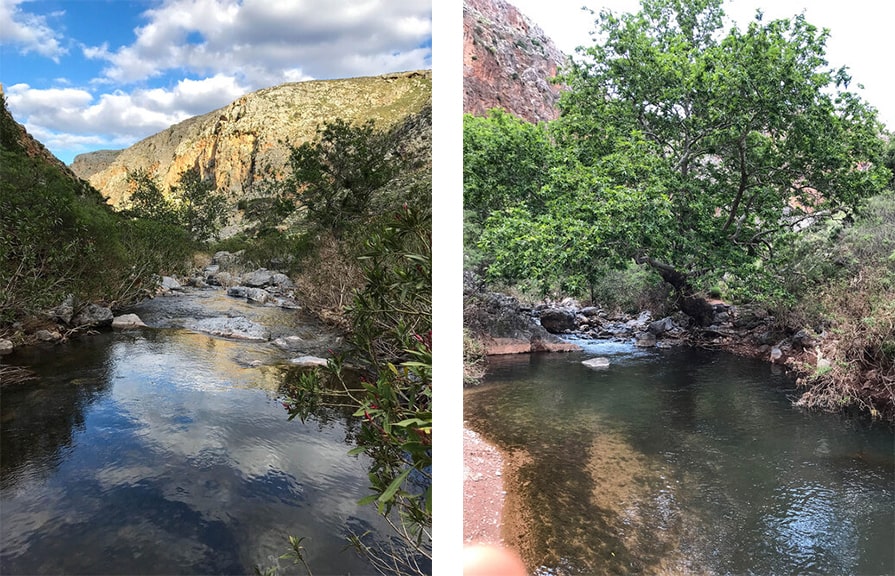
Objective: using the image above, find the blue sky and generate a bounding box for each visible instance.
[1,0,432,164]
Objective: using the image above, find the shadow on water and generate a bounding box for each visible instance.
[465,345,895,575]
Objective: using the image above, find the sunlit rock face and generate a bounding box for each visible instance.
[71,70,432,208]
[463,0,566,123]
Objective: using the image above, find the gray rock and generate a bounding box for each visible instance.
[210,271,233,287]
[289,355,329,367]
[634,332,657,347]
[270,273,294,289]
[648,317,675,335]
[770,346,783,362]
[53,294,76,324]
[539,308,577,333]
[160,276,182,291]
[245,287,271,304]
[36,329,61,342]
[72,304,113,328]
[242,269,274,287]
[579,306,602,318]
[582,357,610,369]
[112,314,146,329]
[817,357,832,370]
[190,317,270,341]
[273,335,305,350]
[0,339,14,354]
[213,251,240,267]
[203,264,220,277]
[792,329,815,350]
[227,286,248,298]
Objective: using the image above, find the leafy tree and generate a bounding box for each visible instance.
[481,0,889,320]
[287,118,398,237]
[170,167,228,242]
[125,167,228,243]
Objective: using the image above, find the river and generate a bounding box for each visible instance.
[0,288,400,575]
[464,339,895,575]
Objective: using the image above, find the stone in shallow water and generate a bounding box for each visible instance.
[189,317,270,341]
[582,357,610,369]
[112,314,147,329]
[289,356,328,367]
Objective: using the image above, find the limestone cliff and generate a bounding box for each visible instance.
[463,0,566,123]
[71,70,431,208]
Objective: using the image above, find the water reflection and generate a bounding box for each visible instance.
[1,322,388,574]
[466,346,895,575]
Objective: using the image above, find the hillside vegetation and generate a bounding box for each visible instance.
[464,0,894,419]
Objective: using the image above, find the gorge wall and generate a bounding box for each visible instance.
[71,70,431,208]
[463,0,566,123]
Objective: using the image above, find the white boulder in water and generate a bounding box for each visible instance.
[289,356,328,368]
[112,314,147,329]
[582,357,610,369]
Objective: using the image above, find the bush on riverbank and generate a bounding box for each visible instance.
[1,95,195,329]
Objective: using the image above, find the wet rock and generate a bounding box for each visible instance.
[627,311,652,331]
[73,304,113,328]
[289,355,328,367]
[582,357,610,369]
[634,332,657,347]
[579,306,602,318]
[189,317,270,341]
[539,308,577,333]
[273,335,305,351]
[770,346,783,362]
[0,339,14,354]
[112,314,147,329]
[36,329,62,342]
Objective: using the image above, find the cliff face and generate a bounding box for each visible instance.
[71,70,431,208]
[463,0,566,123]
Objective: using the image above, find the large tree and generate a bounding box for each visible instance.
[485,0,890,321]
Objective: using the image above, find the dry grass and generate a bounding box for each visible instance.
[291,234,362,329]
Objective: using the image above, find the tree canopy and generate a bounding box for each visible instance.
[467,0,891,318]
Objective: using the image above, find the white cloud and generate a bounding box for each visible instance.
[0,0,67,61]
[5,75,248,162]
[84,0,432,86]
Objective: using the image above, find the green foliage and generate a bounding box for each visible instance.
[171,167,229,242]
[469,0,891,309]
[125,167,228,243]
[287,118,399,237]
[0,98,194,325]
[281,204,432,575]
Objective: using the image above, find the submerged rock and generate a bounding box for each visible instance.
[189,317,270,341]
[582,357,610,369]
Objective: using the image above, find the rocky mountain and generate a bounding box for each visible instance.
[463,0,566,123]
[71,70,431,208]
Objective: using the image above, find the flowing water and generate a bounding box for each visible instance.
[0,289,399,575]
[464,339,895,575]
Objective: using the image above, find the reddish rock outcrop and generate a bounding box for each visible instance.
[464,0,566,123]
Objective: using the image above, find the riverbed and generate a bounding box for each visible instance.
[0,288,395,575]
[464,340,895,575]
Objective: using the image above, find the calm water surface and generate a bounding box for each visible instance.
[465,340,895,575]
[1,290,393,575]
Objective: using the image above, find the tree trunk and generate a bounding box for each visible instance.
[636,256,715,326]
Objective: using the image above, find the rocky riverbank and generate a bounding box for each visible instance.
[463,271,893,420]
[0,250,341,378]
